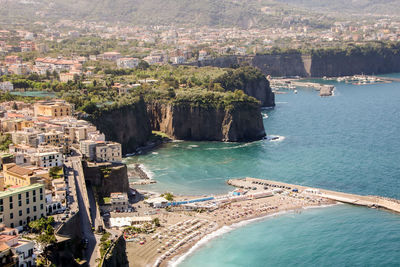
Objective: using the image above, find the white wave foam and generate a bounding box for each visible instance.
[266,135,285,142]
[205,142,255,151]
[152,152,159,155]
[262,113,269,119]
[275,101,288,104]
[138,164,155,179]
[189,145,199,148]
[168,204,338,266]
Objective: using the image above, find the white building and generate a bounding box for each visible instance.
[35,151,63,167]
[0,81,13,91]
[80,140,97,161]
[110,192,129,211]
[95,142,122,163]
[117,57,139,69]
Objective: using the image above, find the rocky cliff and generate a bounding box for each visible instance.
[188,45,400,77]
[147,101,266,141]
[88,98,151,154]
[213,66,275,107]
[82,162,129,198]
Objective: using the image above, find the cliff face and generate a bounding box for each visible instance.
[89,98,151,154]
[103,235,129,267]
[190,51,400,77]
[251,53,310,77]
[82,162,129,198]
[241,75,275,107]
[148,102,266,141]
[310,52,400,77]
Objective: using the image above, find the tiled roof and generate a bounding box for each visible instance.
[6,165,33,176]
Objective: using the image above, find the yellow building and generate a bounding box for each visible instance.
[0,183,46,228]
[2,163,49,188]
[33,100,73,118]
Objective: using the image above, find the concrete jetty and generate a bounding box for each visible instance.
[227,177,400,214]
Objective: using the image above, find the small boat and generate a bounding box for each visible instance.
[294,90,298,94]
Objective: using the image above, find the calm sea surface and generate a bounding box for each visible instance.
[125,74,400,266]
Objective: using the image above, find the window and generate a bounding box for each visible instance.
[18,200,21,206]
[40,195,43,201]
[40,204,44,210]
[26,198,29,204]
[9,203,13,209]
[33,190,36,196]
[19,210,22,216]
[10,223,14,228]
[10,213,13,219]
[26,192,29,198]
[26,208,30,214]
[19,220,22,226]
[0,199,2,205]
[33,206,36,212]
[18,194,21,200]
[40,188,43,194]
[9,196,13,202]
[34,216,37,221]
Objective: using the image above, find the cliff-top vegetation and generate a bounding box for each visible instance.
[1,65,264,114]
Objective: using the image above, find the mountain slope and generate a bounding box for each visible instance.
[0,0,398,26]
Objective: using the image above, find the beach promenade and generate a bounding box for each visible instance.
[122,177,400,267]
[228,177,400,213]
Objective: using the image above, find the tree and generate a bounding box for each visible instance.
[138,60,150,70]
[152,218,160,227]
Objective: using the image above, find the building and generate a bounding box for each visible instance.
[2,163,48,187]
[80,140,97,161]
[34,151,63,168]
[0,82,13,91]
[0,224,35,266]
[110,192,129,211]
[100,52,121,61]
[11,129,40,147]
[95,142,122,163]
[4,56,21,65]
[59,73,75,83]
[19,41,35,52]
[33,100,73,118]
[0,183,46,228]
[117,57,139,69]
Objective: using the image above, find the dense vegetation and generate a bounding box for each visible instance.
[256,41,400,57]
[0,0,329,27]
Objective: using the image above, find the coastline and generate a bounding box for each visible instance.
[123,177,400,267]
[167,204,338,267]
[125,188,336,267]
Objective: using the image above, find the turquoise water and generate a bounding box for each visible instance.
[125,74,400,266]
[179,205,400,267]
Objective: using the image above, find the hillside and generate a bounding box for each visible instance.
[277,0,400,16]
[1,0,398,26]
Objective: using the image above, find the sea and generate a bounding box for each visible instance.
[124,74,400,267]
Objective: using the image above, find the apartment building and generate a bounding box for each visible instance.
[95,142,122,163]
[0,183,46,228]
[33,100,73,118]
[110,192,129,211]
[2,163,48,187]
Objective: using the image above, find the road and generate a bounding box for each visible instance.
[66,155,101,266]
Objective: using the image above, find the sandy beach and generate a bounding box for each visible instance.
[125,180,335,267]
